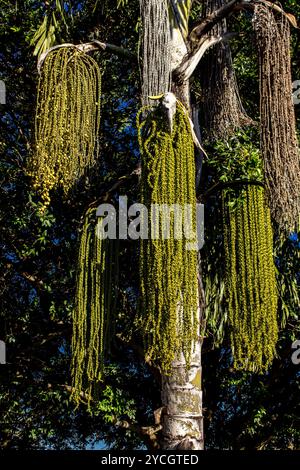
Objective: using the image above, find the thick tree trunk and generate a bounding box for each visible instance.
[160,316,204,450]
[200,0,251,139]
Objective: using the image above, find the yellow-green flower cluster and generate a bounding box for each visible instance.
[71,209,115,411]
[137,103,199,373]
[223,185,278,372]
[28,47,101,212]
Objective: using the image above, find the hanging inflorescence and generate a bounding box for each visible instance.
[203,135,279,371]
[71,208,118,411]
[223,185,278,372]
[137,102,199,373]
[140,0,171,107]
[253,4,300,232]
[28,47,101,212]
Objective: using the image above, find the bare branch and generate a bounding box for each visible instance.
[20,271,45,289]
[189,0,241,41]
[189,0,297,45]
[47,383,92,402]
[254,1,298,27]
[38,40,136,73]
[177,0,297,85]
[86,166,140,211]
[174,32,237,83]
[154,406,166,425]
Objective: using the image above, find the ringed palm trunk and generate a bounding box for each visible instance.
[159,1,204,450]
[160,301,204,450]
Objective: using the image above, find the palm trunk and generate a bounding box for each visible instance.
[159,6,205,448]
[160,320,204,450]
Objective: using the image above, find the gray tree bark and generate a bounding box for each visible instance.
[160,289,205,450]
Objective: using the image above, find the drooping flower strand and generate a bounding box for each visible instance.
[137,102,199,373]
[223,185,278,372]
[71,209,118,411]
[28,47,101,212]
[253,4,300,231]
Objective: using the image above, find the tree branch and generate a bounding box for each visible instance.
[176,0,297,84]
[189,0,242,42]
[38,40,136,73]
[20,271,45,290]
[189,0,298,42]
[86,166,140,212]
[189,0,298,43]
[174,32,237,83]
[253,1,298,27]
